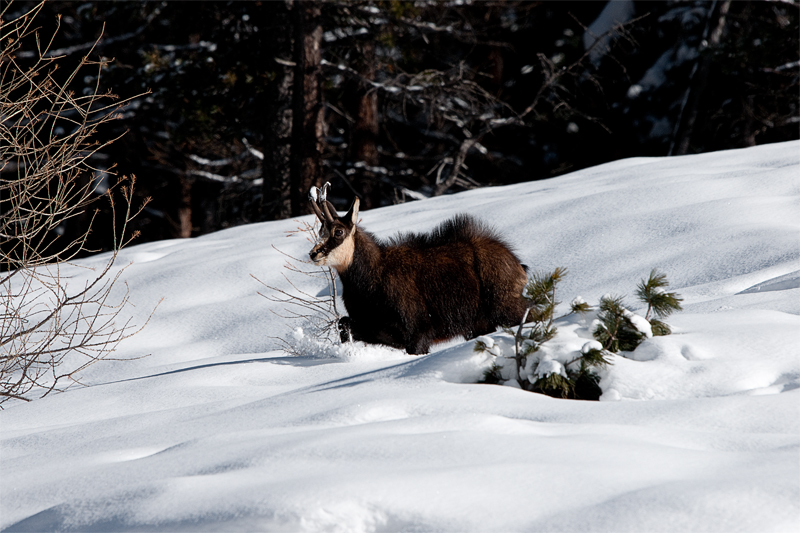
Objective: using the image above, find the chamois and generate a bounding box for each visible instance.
[308,188,529,354]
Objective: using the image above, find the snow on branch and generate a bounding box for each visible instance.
[184,138,263,184]
[186,168,261,184]
[762,60,800,73]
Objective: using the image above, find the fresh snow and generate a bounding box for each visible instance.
[532,355,566,380]
[582,340,603,354]
[2,141,800,532]
[623,309,653,338]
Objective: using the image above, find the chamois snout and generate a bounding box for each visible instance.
[308,239,330,265]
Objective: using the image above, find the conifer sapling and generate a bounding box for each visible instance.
[477,268,682,401]
[479,268,609,400]
[592,295,648,352]
[636,269,683,336]
[593,270,682,352]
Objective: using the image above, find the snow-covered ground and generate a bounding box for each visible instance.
[2,141,799,532]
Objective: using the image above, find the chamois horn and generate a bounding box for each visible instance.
[309,186,335,223]
[320,199,337,222]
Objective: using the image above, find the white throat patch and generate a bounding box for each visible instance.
[327,234,355,272]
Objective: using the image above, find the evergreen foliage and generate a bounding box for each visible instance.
[636,269,684,323]
[570,296,593,315]
[573,366,603,402]
[524,266,566,326]
[479,267,610,401]
[592,295,647,353]
[649,319,672,337]
[532,371,572,400]
[579,347,611,369]
[594,269,683,352]
[478,268,683,401]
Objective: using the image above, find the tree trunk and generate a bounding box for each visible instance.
[260,1,293,220]
[289,1,324,217]
[351,39,380,209]
[177,175,193,238]
[670,0,732,156]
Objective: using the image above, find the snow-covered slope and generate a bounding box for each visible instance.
[2,141,799,532]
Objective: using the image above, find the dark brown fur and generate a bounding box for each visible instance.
[310,195,528,354]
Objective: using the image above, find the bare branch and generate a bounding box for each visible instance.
[1,4,155,406]
[252,221,344,351]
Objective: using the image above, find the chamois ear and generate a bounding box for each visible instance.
[345,197,360,225]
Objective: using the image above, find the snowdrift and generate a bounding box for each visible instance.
[2,141,799,532]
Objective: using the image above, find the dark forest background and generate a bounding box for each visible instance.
[3,0,798,253]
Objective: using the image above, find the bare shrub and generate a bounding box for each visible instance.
[1,2,152,405]
[253,218,344,355]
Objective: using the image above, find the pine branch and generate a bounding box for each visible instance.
[593,295,646,353]
[636,268,683,320]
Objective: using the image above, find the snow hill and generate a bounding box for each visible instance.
[2,141,799,532]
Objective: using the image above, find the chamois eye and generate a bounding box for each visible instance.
[334,229,344,238]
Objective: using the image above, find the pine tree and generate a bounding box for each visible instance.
[478,267,682,401]
[569,296,593,315]
[514,267,567,379]
[479,267,611,400]
[592,295,648,352]
[592,270,682,352]
[636,269,683,336]
[524,266,567,327]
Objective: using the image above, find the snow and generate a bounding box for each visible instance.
[584,0,636,64]
[2,141,800,532]
[582,340,603,354]
[623,309,653,338]
[533,355,566,379]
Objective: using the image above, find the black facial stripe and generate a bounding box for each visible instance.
[316,237,339,257]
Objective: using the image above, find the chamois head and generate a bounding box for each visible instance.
[308,186,360,273]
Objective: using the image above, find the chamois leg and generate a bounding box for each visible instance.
[338,316,355,343]
[469,315,495,339]
[406,340,430,355]
[404,330,432,355]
